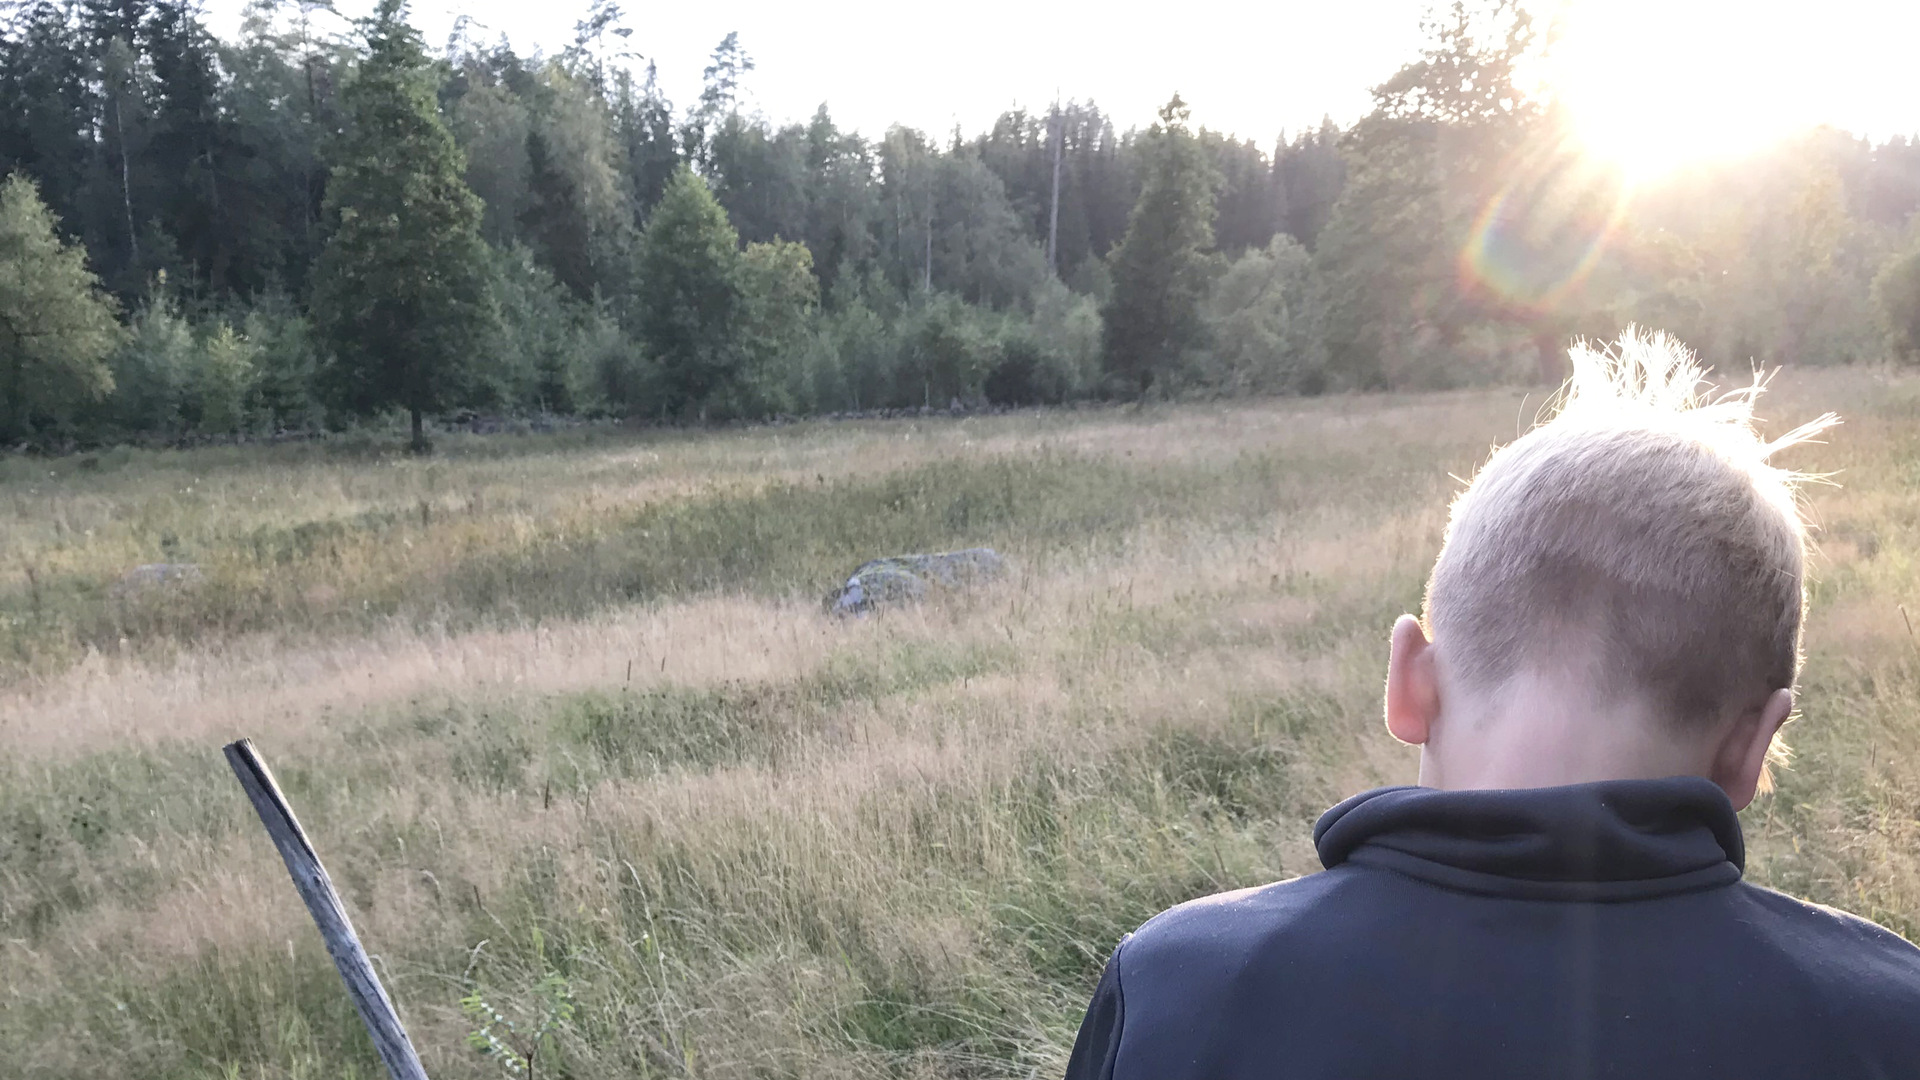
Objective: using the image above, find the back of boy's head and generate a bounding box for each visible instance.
[1425,329,1835,741]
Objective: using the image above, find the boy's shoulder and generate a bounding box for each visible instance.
[1727,880,1920,990]
[1118,865,1920,966]
[1115,866,1369,987]
[1113,866,1920,1014]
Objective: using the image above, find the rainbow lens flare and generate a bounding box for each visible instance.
[1457,144,1634,316]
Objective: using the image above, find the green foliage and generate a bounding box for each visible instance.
[219,0,348,298]
[733,238,821,415]
[108,295,289,439]
[1314,1,1555,389]
[579,298,648,416]
[630,166,743,416]
[516,63,631,300]
[450,77,535,245]
[708,110,810,247]
[311,0,498,450]
[1372,0,1541,129]
[929,150,1051,308]
[897,292,998,407]
[1202,234,1330,394]
[194,325,259,436]
[967,102,1140,286]
[812,297,895,411]
[108,295,199,436]
[1102,95,1220,395]
[487,244,603,415]
[986,280,1103,406]
[242,289,326,433]
[0,174,120,444]
[1664,153,1885,368]
[4,0,1917,445]
[463,954,576,1080]
[1874,241,1920,361]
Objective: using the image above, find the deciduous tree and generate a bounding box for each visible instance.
[1873,238,1920,361]
[0,174,120,444]
[630,165,741,415]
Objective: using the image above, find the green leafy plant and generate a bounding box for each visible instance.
[462,937,576,1080]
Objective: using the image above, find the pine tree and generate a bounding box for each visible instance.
[684,31,752,169]
[630,165,741,415]
[0,174,121,444]
[1101,94,1218,395]
[312,0,496,452]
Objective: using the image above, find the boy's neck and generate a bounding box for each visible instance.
[1418,671,1713,791]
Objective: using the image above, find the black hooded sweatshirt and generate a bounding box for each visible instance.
[1064,777,1920,1079]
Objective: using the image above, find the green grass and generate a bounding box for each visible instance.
[0,429,1427,683]
[3,374,1915,1079]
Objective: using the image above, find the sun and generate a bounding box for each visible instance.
[1539,0,1821,183]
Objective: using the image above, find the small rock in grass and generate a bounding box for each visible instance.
[113,562,203,596]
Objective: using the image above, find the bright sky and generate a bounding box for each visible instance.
[207,0,1920,157]
[1542,0,1920,179]
[206,0,1425,140]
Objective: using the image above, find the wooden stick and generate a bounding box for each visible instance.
[224,738,431,1080]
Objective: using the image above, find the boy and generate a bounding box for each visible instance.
[1064,331,1920,1079]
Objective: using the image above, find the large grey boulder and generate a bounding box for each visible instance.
[826,548,1007,616]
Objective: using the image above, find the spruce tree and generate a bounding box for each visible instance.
[1101,94,1219,395]
[144,0,231,286]
[0,174,121,444]
[521,126,596,298]
[312,0,495,451]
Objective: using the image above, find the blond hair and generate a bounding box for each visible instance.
[1425,329,1836,745]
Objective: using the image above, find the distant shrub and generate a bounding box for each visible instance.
[1873,245,1920,362]
[897,292,998,407]
[192,325,258,435]
[984,329,1069,406]
[1200,235,1329,394]
[819,298,898,412]
[108,299,199,436]
[243,291,327,433]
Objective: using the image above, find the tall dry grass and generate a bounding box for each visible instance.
[1,371,1913,1079]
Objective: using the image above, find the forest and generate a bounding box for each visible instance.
[4,0,1920,449]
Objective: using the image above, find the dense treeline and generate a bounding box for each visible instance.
[3,0,1920,449]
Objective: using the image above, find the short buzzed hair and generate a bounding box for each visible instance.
[1425,329,1836,738]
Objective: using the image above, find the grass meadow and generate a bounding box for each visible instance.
[3,369,1917,1079]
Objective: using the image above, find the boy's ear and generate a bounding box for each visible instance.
[1712,688,1794,811]
[1385,615,1441,747]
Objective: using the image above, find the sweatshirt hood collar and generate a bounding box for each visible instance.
[1313,776,1745,902]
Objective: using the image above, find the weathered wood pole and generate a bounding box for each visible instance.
[224,738,430,1080]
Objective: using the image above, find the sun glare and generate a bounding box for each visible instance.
[1543,0,1822,182]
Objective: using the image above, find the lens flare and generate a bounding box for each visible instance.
[1457,144,1632,315]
